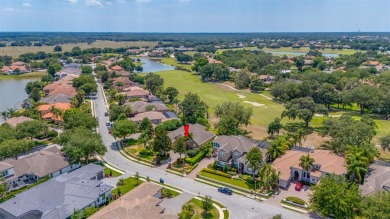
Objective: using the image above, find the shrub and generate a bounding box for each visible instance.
[223,164,229,173]
[201,168,231,178]
[139,149,154,156]
[185,150,206,165]
[186,162,198,174]
[286,196,306,206]
[48,130,58,138]
[231,168,237,173]
[174,66,192,72]
[212,161,218,170]
[187,149,199,158]
[227,171,236,176]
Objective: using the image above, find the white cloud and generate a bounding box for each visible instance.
[106,1,112,5]
[2,7,15,12]
[69,0,78,4]
[85,0,103,7]
[22,2,31,7]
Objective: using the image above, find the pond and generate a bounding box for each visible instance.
[0,79,36,122]
[264,51,339,58]
[138,58,174,73]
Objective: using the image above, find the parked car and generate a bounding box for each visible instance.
[104,112,108,116]
[108,130,112,134]
[160,178,164,184]
[106,121,111,126]
[218,187,233,195]
[295,182,303,191]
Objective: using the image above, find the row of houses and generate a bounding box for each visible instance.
[1,61,29,74]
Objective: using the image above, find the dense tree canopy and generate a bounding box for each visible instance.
[63,108,97,130]
[178,92,209,124]
[214,101,253,135]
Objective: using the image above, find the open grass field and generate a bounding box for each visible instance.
[184,198,220,219]
[0,71,46,80]
[216,46,258,54]
[162,57,193,70]
[260,47,361,55]
[0,40,158,58]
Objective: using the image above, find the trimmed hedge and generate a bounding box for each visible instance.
[185,150,206,165]
[201,168,231,178]
[286,196,306,205]
[186,162,199,174]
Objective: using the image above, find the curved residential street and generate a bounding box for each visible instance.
[94,82,310,219]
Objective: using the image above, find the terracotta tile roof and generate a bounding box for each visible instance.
[272,150,347,181]
[12,61,26,66]
[5,116,34,127]
[1,66,10,73]
[38,103,72,111]
[121,87,149,98]
[130,111,167,122]
[111,65,123,71]
[10,65,27,71]
[49,85,77,97]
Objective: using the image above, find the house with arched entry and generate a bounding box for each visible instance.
[272,148,347,188]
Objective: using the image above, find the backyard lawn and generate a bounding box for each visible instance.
[104,167,122,177]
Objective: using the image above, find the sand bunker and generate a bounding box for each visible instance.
[243,101,264,107]
[237,94,246,99]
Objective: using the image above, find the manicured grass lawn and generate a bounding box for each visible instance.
[198,171,255,190]
[0,71,46,80]
[111,177,142,196]
[162,187,181,198]
[184,198,220,219]
[162,57,192,70]
[259,47,361,55]
[104,167,122,177]
[156,70,284,129]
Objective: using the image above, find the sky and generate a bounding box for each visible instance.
[0,0,389,32]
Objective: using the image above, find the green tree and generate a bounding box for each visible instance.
[379,134,390,152]
[296,128,307,147]
[178,92,208,124]
[346,146,369,183]
[192,57,208,72]
[299,154,315,171]
[116,94,126,106]
[249,78,265,92]
[214,101,253,135]
[109,104,126,121]
[266,136,289,162]
[53,45,62,52]
[200,64,229,81]
[63,108,97,130]
[201,196,213,217]
[317,83,337,110]
[234,71,251,89]
[164,87,179,103]
[152,129,171,157]
[111,120,138,142]
[362,191,390,219]
[70,90,85,108]
[0,139,34,159]
[58,127,106,164]
[47,63,61,77]
[173,136,187,162]
[310,175,361,219]
[139,117,153,132]
[267,117,282,137]
[247,147,263,190]
[144,73,164,94]
[282,97,328,127]
[178,203,194,219]
[81,65,93,74]
[348,84,378,114]
[259,163,280,191]
[16,120,49,139]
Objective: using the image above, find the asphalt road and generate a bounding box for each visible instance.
[94,81,309,219]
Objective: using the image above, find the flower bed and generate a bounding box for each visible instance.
[282,196,308,209]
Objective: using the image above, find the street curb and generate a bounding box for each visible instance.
[281,203,309,214]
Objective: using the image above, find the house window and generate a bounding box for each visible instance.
[234,152,240,158]
[220,151,225,157]
[233,161,238,167]
[307,173,310,179]
[311,178,316,182]
[2,170,8,176]
[303,172,306,178]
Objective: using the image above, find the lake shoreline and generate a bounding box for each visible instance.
[0,72,46,80]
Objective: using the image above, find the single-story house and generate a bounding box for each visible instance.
[89,182,178,219]
[111,76,137,91]
[168,124,215,149]
[213,135,269,174]
[0,144,80,191]
[259,74,275,84]
[40,93,71,104]
[43,75,78,96]
[0,164,112,219]
[272,148,347,188]
[148,50,167,57]
[110,65,123,72]
[124,101,169,116]
[55,67,82,78]
[360,162,390,196]
[5,116,34,127]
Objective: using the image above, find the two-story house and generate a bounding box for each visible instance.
[272,148,347,188]
[168,124,215,149]
[213,136,269,174]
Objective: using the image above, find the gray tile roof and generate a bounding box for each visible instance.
[168,124,215,146]
[214,135,269,155]
[40,94,71,104]
[125,101,169,114]
[0,164,112,219]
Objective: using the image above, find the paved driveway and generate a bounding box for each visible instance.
[160,192,194,215]
[264,181,312,207]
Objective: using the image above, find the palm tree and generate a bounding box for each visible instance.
[0,111,9,121]
[49,106,63,125]
[297,128,307,147]
[299,154,315,171]
[346,146,369,183]
[7,108,16,117]
[266,141,286,162]
[117,94,126,106]
[124,106,132,117]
